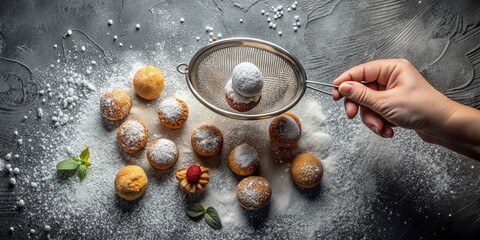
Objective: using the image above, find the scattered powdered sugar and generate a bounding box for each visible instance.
[158,98,183,122]
[194,127,221,152]
[119,120,146,149]
[4,18,478,239]
[233,143,259,168]
[230,62,264,97]
[148,139,177,165]
[225,79,260,103]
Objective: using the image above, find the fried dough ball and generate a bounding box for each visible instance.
[269,112,302,148]
[115,165,148,201]
[191,124,223,157]
[133,66,165,100]
[236,176,271,210]
[100,89,131,120]
[117,120,149,154]
[290,153,323,188]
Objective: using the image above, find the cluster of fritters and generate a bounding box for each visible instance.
[100,63,324,211]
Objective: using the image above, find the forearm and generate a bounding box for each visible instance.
[431,100,480,160]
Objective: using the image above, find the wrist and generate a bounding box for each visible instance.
[423,99,480,160]
[420,93,458,134]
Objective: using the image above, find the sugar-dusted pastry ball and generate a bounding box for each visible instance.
[269,112,302,148]
[236,176,271,210]
[133,66,165,100]
[191,124,223,157]
[115,165,148,201]
[228,143,260,176]
[290,153,323,188]
[231,62,264,97]
[100,89,131,120]
[147,138,179,170]
[157,97,189,129]
[117,119,149,154]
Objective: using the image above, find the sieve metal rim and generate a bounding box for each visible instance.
[178,37,307,120]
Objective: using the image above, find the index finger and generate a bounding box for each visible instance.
[332,59,403,87]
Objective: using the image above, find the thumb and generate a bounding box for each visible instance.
[338,82,383,112]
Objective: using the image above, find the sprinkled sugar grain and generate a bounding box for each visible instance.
[17,199,25,208]
[9,177,16,185]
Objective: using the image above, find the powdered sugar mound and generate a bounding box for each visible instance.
[148,138,177,165]
[194,127,221,152]
[297,99,331,155]
[158,98,183,122]
[231,62,264,97]
[233,143,260,168]
[225,79,260,103]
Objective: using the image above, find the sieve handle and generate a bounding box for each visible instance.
[306,81,367,95]
[306,81,338,96]
[176,63,188,74]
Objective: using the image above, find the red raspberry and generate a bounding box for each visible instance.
[186,165,202,183]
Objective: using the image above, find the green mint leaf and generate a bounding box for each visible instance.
[56,158,81,171]
[85,161,92,167]
[78,164,88,180]
[57,169,77,178]
[79,147,90,162]
[185,203,206,218]
[204,207,222,229]
[72,157,82,162]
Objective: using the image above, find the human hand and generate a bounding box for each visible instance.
[332,59,456,139]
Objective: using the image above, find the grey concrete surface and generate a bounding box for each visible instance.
[1,0,479,239]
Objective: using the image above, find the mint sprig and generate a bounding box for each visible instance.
[57,147,92,181]
[185,203,222,229]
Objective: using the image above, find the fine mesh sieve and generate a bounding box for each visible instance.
[177,37,337,120]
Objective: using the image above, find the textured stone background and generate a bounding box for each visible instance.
[0,0,479,239]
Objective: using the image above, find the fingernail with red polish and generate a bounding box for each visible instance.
[339,83,354,97]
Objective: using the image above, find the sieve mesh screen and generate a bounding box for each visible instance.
[183,38,307,120]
